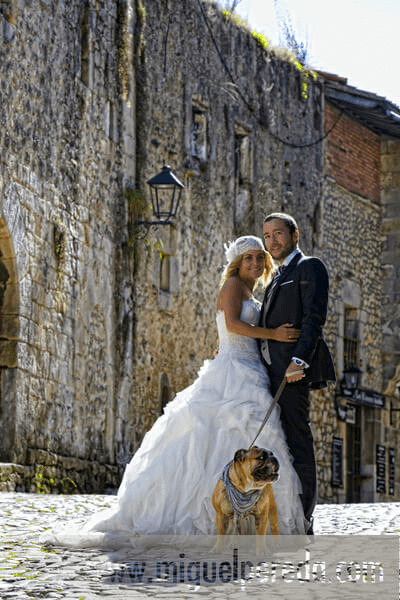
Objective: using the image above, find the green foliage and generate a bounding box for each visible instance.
[137,1,146,23]
[222,10,248,29]
[126,188,148,220]
[60,476,78,494]
[222,7,270,51]
[272,0,317,99]
[125,185,166,269]
[31,466,78,494]
[251,31,269,49]
[126,187,150,250]
[33,470,45,494]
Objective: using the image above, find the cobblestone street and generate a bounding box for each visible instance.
[0,493,399,599]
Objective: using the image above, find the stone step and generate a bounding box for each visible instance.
[0,454,122,494]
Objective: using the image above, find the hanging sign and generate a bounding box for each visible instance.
[376,445,386,494]
[389,448,395,496]
[341,388,385,409]
[332,437,344,488]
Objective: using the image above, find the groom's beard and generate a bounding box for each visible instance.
[269,239,296,263]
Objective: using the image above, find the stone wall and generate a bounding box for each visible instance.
[0,0,326,490]
[0,0,135,487]
[127,0,325,458]
[314,176,383,502]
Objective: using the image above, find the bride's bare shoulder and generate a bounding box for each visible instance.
[217,276,243,310]
[221,276,242,292]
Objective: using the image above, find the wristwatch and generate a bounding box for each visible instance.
[292,357,306,367]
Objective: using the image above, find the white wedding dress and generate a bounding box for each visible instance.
[43,298,306,548]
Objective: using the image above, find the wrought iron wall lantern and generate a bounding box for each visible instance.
[135,165,184,229]
[334,366,363,422]
[342,366,362,390]
[336,365,386,417]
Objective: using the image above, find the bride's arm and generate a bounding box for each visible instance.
[217,278,299,342]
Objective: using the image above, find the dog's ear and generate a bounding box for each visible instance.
[234,449,247,462]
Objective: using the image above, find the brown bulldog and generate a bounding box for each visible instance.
[212,446,280,544]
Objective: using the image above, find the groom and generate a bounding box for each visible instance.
[259,212,335,533]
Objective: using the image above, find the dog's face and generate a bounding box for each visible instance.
[233,446,280,488]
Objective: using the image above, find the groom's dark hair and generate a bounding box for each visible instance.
[264,212,298,235]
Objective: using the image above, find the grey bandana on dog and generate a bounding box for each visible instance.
[222,461,262,532]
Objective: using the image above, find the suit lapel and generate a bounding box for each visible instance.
[278,251,302,284]
[264,251,303,315]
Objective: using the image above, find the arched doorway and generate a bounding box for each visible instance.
[0,217,19,367]
[0,216,19,461]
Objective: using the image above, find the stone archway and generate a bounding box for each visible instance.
[0,215,19,462]
[0,217,19,367]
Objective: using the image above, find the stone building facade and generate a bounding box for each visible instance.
[312,77,400,502]
[0,0,399,503]
[0,0,325,492]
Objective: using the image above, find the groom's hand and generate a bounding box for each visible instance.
[285,361,305,383]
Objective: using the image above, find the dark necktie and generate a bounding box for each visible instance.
[265,265,286,308]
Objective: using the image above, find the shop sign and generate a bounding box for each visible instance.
[342,387,386,409]
[332,437,344,488]
[376,444,386,494]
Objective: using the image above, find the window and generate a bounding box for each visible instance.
[190,96,208,162]
[343,307,359,370]
[191,107,207,161]
[234,133,251,188]
[234,123,252,229]
[160,253,170,292]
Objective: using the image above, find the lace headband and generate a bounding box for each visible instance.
[224,235,265,265]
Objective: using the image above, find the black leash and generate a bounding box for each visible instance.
[247,371,304,450]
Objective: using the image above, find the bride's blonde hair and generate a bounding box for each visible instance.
[220,249,273,288]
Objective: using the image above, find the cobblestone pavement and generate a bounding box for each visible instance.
[0,493,399,599]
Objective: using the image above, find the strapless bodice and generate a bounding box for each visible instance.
[216,297,261,360]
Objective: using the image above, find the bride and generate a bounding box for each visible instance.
[44,236,307,547]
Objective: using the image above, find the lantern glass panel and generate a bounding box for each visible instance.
[343,367,362,390]
[147,166,184,224]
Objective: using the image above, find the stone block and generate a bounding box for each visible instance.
[17,342,36,373]
[0,341,17,367]
[381,218,400,234]
[0,313,19,340]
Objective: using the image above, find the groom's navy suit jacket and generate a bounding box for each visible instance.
[259,251,335,389]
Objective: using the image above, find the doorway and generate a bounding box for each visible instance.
[346,404,361,502]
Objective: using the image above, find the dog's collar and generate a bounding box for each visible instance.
[221,461,262,524]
